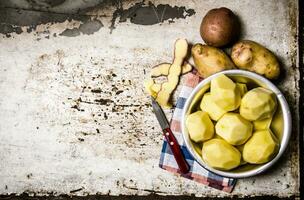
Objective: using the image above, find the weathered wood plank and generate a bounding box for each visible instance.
[0,0,299,197]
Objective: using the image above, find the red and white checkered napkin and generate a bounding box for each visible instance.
[158,71,236,193]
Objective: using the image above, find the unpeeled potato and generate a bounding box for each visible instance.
[200,7,240,47]
[231,40,280,79]
[192,44,235,78]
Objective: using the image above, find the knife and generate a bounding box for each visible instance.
[151,97,190,174]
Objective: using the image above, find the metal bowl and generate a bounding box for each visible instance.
[181,70,291,178]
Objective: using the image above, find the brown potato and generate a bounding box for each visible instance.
[231,40,280,79]
[200,7,240,47]
[192,43,235,78]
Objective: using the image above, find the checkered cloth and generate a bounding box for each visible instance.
[159,71,236,193]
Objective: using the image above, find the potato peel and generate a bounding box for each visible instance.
[151,62,192,77]
[182,62,193,74]
[143,79,157,98]
[155,39,188,108]
[151,83,161,93]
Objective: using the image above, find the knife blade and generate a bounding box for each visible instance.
[151,97,170,130]
[151,97,189,174]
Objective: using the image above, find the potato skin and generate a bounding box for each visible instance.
[231,40,280,79]
[200,7,240,47]
[191,43,235,78]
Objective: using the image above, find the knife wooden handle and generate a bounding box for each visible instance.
[163,128,190,174]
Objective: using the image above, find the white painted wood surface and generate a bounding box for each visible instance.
[0,0,299,197]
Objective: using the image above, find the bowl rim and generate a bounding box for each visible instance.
[181,69,292,178]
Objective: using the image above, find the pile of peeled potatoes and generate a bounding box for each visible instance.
[186,74,282,171]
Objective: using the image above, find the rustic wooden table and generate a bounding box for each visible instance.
[0,0,301,199]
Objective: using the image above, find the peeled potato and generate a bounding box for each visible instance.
[243,130,279,164]
[215,113,253,145]
[214,134,223,139]
[236,83,248,97]
[200,92,226,121]
[253,117,272,131]
[189,84,210,112]
[210,74,241,111]
[202,139,241,170]
[193,142,202,156]
[240,87,277,121]
[271,108,284,141]
[186,111,214,142]
[236,144,247,165]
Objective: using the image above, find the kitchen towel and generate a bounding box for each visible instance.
[159,71,237,193]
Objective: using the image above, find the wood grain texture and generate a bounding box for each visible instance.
[0,0,300,197]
